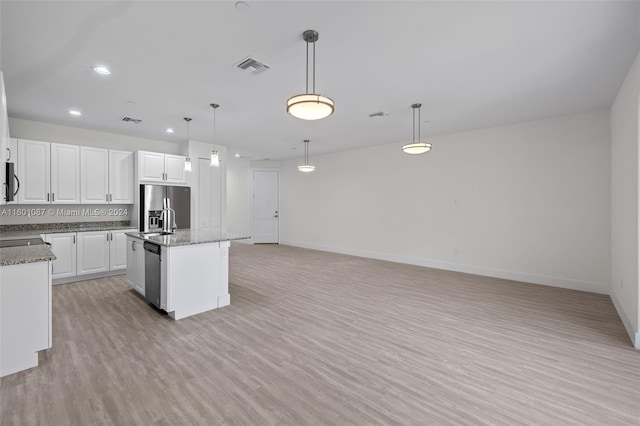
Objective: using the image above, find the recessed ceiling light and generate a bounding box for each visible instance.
[235,153,241,157]
[69,109,82,116]
[235,1,249,10]
[165,128,175,134]
[93,65,111,75]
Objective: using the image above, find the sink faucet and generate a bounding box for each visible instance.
[161,198,177,233]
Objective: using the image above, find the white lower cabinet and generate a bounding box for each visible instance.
[126,237,145,295]
[77,231,110,275]
[44,232,77,279]
[44,228,136,281]
[109,230,129,271]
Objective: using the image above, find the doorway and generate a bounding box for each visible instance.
[252,169,279,243]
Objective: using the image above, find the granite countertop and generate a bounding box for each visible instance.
[126,229,249,247]
[0,221,135,240]
[0,244,56,266]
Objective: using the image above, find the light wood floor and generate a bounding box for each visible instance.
[1,243,638,425]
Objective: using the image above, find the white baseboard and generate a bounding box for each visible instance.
[280,240,609,295]
[235,238,253,245]
[610,291,640,349]
[53,269,125,285]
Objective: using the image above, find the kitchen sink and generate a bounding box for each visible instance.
[0,238,48,248]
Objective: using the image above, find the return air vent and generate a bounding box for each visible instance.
[236,56,270,75]
[121,116,142,124]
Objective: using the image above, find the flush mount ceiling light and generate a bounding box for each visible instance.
[210,103,220,167]
[402,103,432,155]
[92,65,111,75]
[287,30,334,121]
[184,117,192,172]
[68,109,82,116]
[165,128,175,134]
[298,139,316,173]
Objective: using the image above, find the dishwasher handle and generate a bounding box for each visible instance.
[143,242,161,255]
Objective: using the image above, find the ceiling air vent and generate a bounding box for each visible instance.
[236,56,270,75]
[121,116,142,124]
[368,111,389,118]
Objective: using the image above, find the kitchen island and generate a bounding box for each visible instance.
[126,229,247,320]
[0,239,55,377]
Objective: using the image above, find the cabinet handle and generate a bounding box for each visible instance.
[106,194,109,202]
[47,193,50,202]
[73,235,75,244]
[107,233,109,241]
[109,194,113,202]
[6,147,10,161]
[52,193,55,202]
[132,241,135,251]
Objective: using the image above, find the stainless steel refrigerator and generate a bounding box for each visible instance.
[139,184,191,232]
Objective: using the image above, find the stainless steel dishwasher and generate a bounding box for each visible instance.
[144,242,162,309]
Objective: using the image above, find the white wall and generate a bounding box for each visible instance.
[279,110,611,294]
[610,51,640,348]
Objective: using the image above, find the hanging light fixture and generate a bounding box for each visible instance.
[402,103,432,154]
[298,139,316,173]
[210,103,220,167]
[287,30,334,120]
[183,117,192,171]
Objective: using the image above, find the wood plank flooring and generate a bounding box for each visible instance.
[1,242,638,425]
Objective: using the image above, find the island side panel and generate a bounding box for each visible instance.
[165,242,230,320]
[0,261,51,377]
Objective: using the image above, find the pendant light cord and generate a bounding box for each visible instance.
[312,39,316,94]
[305,40,309,94]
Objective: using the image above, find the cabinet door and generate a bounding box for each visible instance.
[164,154,187,184]
[126,238,137,289]
[44,232,77,280]
[80,147,109,204]
[17,139,50,204]
[109,229,133,271]
[76,231,110,275]
[138,151,165,183]
[126,238,145,295]
[50,143,80,204]
[109,150,134,203]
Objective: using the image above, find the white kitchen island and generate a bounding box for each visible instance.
[126,230,246,320]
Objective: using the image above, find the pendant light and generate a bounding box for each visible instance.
[287,30,334,120]
[210,103,220,167]
[183,117,192,171]
[402,103,432,154]
[298,139,316,172]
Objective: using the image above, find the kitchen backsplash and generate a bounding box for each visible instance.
[0,204,134,225]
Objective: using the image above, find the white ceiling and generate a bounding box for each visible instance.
[2,1,639,160]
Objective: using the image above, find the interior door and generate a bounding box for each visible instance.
[252,170,279,243]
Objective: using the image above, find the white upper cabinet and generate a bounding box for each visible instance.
[138,151,165,182]
[109,150,134,203]
[17,139,51,204]
[17,140,80,204]
[80,148,133,204]
[50,143,80,204]
[164,154,187,184]
[138,151,187,185]
[80,147,109,204]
